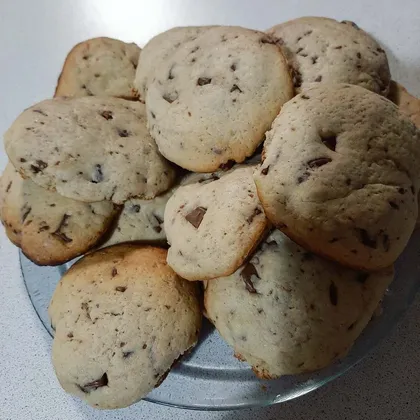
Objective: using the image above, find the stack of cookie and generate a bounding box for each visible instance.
[1,17,420,409]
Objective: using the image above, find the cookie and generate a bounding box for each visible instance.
[254,84,420,271]
[4,97,176,204]
[389,81,420,128]
[267,17,391,95]
[164,165,269,280]
[135,25,293,172]
[205,230,393,379]
[0,163,117,265]
[48,245,201,409]
[54,37,140,99]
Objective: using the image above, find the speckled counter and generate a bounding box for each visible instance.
[1,1,420,419]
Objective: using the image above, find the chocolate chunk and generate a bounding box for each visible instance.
[163,92,178,103]
[355,228,377,249]
[33,109,48,117]
[357,272,369,283]
[307,157,332,168]
[115,286,126,292]
[117,128,130,137]
[246,208,262,224]
[51,214,72,243]
[241,262,260,293]
[321,135,337,151]
[111,267,118,277]
[197,77,211,86]
[123,351,134,358]
[185,207,207,228]
[78,373,108,393]
[230,84,243,93]
[329,282,338,306]
[261,166,270,175]
[219,160,235,170]
[91,164,103,183]
[356,52,361,59]
[388,201,399,209]
[100,110,113,120]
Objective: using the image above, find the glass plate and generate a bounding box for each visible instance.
[21,230,420,411]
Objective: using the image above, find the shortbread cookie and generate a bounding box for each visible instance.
[165,166,269,280]
[255,84,420,271]
[54,37,140,99]
[267,17,390,95]
[0,163,117,265]
[49,245,201,409]
[389,81,420,128]
[205,230,394,379]
[135,25,293,172]
[4,97,176,204]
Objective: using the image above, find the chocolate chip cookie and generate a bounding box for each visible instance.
[49,245,201,409]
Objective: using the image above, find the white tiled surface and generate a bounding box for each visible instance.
[1,1,420,419]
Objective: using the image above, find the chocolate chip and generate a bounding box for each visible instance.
[168,65,175,80]
[20,206,31,223]
[261,166,270,175]
[260,35,276,45]
[296,47,304,54]
[115,286,126,292]
[389,201,399,209]
[197,77,211,86]
[377,47,385,53]
[341,20,359,29]
[246,208,262,224]
[123,351,134,358]
[38,225,50,232]
[321,135,337,151]
[307,157,332,168]
[356,52,361,59]
[297,172,310,184]
[91,164,103,183]
[355,228,377,249]
[20,158,26,163]
[303,30,313,36]
[334,45,343,49]
[347,322,356,331]
[67,332,73,338]
[357,272,369,283]
[301,95,310,100]
[117,128,130,137]
[346,178,351,186]
[230,84,243,93]
[131,204,140,213]
[81,84,93,96]
[185,207,207,228]
[6,182,12,193]
[51,214,72,243]
[163,92,178,103]
[230,63,236,71]
[329,282,338,306]
[33,109,48,117]
[398,187,405,194]
[219,160,235,170]
[142,344,147,349]
[78,373,108,393]
[240,262,260,293]
[100,110,113,120]
[311,56,318,64]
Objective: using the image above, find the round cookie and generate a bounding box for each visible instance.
[254,84,420,271]
[54,37,140,99]
[135,25,293,172]
[4,97,176,204]
[267,17,390,95]
[164,165,269,281]
[204,230,394,379]
[49,245,201,409]
[0,163,117,265]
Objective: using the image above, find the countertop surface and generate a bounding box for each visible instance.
[1,1,420,419]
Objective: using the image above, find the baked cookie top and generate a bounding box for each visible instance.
[205,229,394,378]
[4,97,176,204]
[135,25,293,172]
[267,17,390,95]
[54,37,140,99]
[165,165,269,280]
[49,245,201,409]
[0,163,117,265]
[255,83,420,271]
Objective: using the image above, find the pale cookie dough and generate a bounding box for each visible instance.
[205,230,394,379]
[0,163,117,265]
[267,17,391,95]
[135,25,293,172]
[49,245,201,409]
[255,84,420,271]
[4,97,176,204]
[54,37,140,99]
[165,165,269,281]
